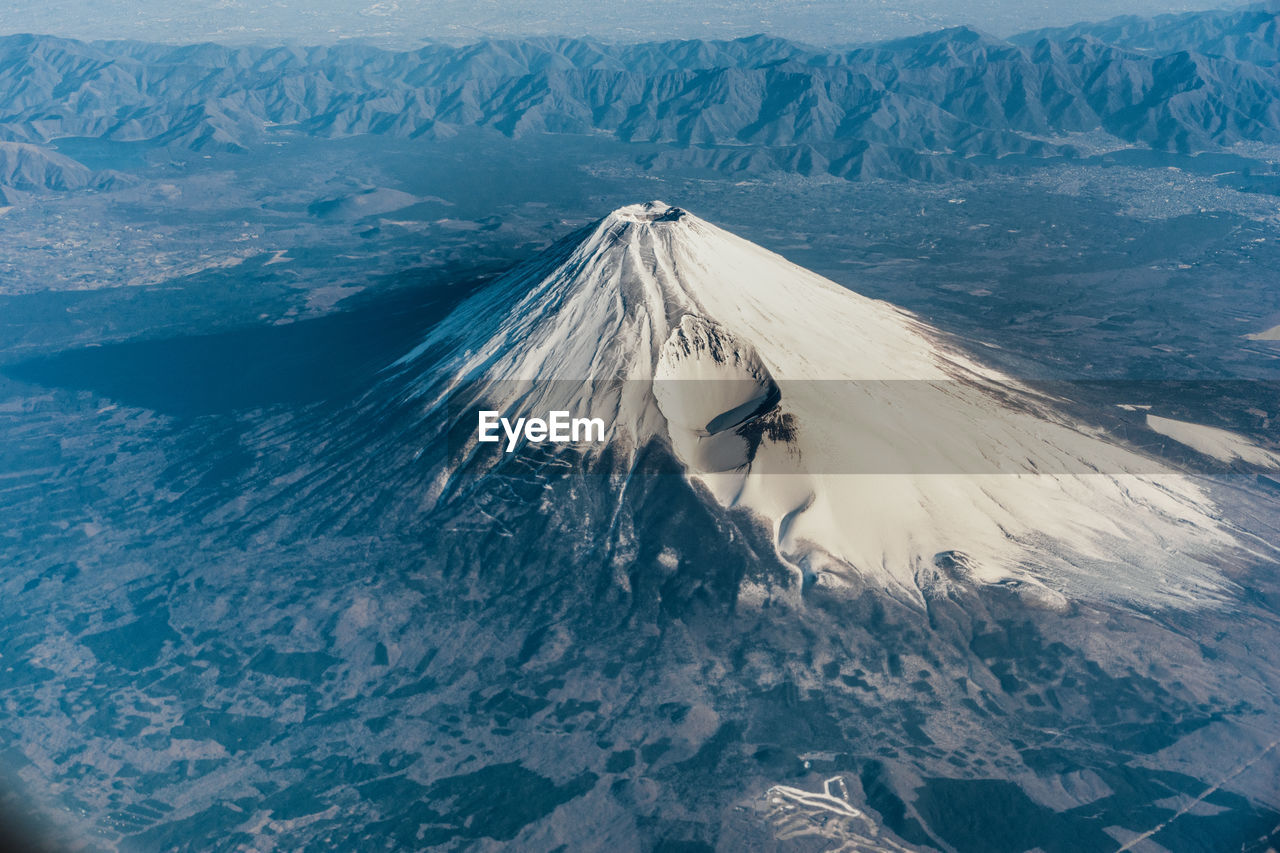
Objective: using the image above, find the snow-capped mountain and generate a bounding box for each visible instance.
[394,201,1244,607]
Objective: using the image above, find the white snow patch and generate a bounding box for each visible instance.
[1244,324,1280,341]
[1147,415,1280,469]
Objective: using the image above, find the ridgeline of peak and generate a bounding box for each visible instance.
[607,201,687,225]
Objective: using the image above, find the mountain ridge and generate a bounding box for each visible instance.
[3,8,1280,194]
[1014,2,1280,64]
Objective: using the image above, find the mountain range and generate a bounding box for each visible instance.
[1014,2,1280,64]
[3,5,1280,193]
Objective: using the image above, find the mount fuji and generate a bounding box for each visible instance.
[5,198,1280,852]
[389,201,1247,609]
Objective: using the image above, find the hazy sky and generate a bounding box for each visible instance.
[0,0,1252,47]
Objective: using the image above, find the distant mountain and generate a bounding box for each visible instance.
[1,8,1279,192]
[0,141,124,197]
[306,187,421,220]
[1013,2,1280,65]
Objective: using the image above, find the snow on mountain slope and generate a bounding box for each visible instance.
[1147,414,1280,469]
[395,201,1245,607]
